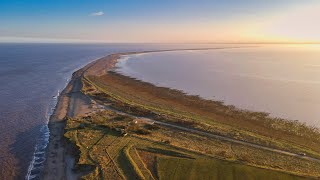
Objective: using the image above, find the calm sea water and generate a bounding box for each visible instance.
[116,45,320,128]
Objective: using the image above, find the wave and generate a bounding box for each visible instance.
[25,78,69,180]
[25,56,103,180]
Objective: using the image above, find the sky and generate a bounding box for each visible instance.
[0,0,320,43]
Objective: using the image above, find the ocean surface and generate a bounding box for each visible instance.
[116,45,320,128]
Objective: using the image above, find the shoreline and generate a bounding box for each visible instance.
[115,49,320,128]
[40,54,112,179]
[41,47,320,179]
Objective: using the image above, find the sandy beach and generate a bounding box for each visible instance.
[41,54,117,179]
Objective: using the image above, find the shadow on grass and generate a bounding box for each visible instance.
[142,147,194,159]
[117,149,140,180]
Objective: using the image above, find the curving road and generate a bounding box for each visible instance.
[102,104,320,164]
[152,119,320,163]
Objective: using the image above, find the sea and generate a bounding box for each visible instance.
[116,44,320,128]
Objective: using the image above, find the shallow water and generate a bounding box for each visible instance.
[116,45,320,128]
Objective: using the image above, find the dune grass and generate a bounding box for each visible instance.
[83,72,320,159]
[63,110,320,179]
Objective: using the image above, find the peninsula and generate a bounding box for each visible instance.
[41,48,320,180]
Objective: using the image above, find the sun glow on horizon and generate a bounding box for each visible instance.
[1,1,320,43]
[238,3,320,43]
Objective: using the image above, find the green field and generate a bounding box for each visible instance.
[157,157,306,180]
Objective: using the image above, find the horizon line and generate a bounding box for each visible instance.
[1,41,320,45]
[1,37,320,45]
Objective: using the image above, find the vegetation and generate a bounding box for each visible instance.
[64,110,320,179]
[157,157,307,180]
[61,64,320,179]
[82,72,320,159]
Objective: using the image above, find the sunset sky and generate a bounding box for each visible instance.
[0,0,320,43]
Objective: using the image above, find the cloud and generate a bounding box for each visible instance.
[89,11,104,16]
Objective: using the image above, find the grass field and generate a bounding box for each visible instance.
[64,109,319,179]
[157,157,307,180]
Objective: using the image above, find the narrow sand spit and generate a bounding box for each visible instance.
[41,47,247,179]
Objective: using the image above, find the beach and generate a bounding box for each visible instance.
[41,54,117,179]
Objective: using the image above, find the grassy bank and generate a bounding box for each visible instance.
[64,110,316,179]
[83,71,320,159]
